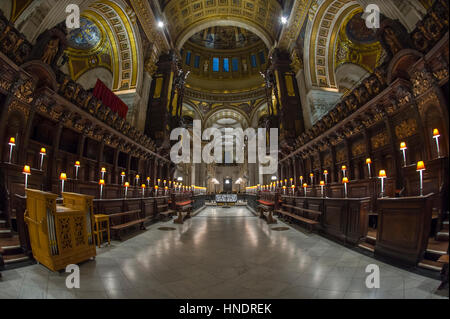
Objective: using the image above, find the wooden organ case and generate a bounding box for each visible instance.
[24,190,96,271]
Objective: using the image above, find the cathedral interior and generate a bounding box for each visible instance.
[0,0,449,301]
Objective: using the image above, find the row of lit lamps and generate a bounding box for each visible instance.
[251,128,441,198]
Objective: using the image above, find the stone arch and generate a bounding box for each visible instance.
[75,67,113,90]
[21,60,58,91]
[304,0,361,89]
[335,63,369,94]
[387,49,423,84]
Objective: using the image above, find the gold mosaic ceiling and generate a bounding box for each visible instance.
[162,0,283,49]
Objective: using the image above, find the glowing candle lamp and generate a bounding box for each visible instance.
[320,181,325,197]
[400,142,407,166]
[124,182,130,198]
[303,183,308,197]
[323,170,328,184]
[60,173,67,193]
[39,148,46,171]
[366,158,372,178]
[75,161,81,180]
[342,177,349,198]
[417,161,425,196]
[23,165,31,189]
[135,174,140,186]
[141,184,146,197]
[433,129,441,157]
[8,137,15,163]
[99,179,105,199]
[378,170,387,198]
[310,173,314,185]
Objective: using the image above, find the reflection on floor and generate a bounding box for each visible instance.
[0,207,448,299]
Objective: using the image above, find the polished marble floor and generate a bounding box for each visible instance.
[0,206,448,299]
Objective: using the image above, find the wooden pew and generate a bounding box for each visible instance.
[375,194,434,266]
[257,192,278,224]
[173,193,193,224]
[155,196,175,220]
[109,210,146,240]
[321,197,370,244]
[276,203,320,231]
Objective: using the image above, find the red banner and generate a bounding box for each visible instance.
[92,79,128,119]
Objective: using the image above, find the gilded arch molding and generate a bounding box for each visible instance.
[83,0,142,92]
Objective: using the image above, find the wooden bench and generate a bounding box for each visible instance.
[156,198,176,220]
[108,210,146,240]
[276,203,321,232]
[173,200,192,224]
[257,200,277,224]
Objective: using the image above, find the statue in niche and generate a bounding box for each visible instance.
[41,38,60,64]
[28,21,68,68]
[203,60,209,73]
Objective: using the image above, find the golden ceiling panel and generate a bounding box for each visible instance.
[308,0,356,89]
[163,0,282,49]
[86,1,140,91]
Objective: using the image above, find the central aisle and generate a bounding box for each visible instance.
[0,207,445,299]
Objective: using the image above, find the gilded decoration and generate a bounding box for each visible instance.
[336,149,346,162]
[371,132,389,150]
[8,99,30,120]
[411,69,434,96]
[58,217,73,251]
[73,216,86,247]
[395,118,418,140]
[351,141,365,157]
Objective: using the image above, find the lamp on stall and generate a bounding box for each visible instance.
[310,173,314,185]
[141,184,146,197]
[282,185,286,195]
[101,167,106,180]
[157,178,161,187]
[8,137,15,163]
[303,183,308,197]
[155,185,159,196]
[400,142,407,166]
[416,161,426,196]
[320,181,325,198]
[147,177,151,187]
[135,174,140,186]
[75,161,81,180]
[342,177,349,198]
[164,180,167,187]
[165,186,168,195]
[60,173,67,193]
[433,129,441,158]
[124,182,130,198]
[99,179,105,199]
[341,165,347,177]
[366,158,372,178]
[39,148,46,171]
[291,185,295,195]
[120,171,126,185]
[23,165,31,189]
[299,175,304,186]
[323,170,328,184]
[378,170,387,198]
